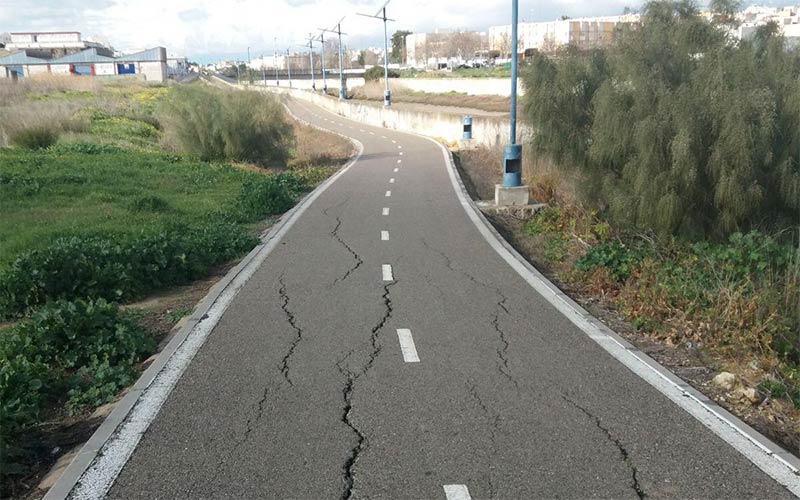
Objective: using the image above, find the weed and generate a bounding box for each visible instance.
[10,127,59,149]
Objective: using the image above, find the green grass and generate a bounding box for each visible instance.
[0,147,263,270]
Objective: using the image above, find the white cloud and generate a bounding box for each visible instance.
[1,0,645,58]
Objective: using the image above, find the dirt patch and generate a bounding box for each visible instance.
[485,211,800,457]
[350,80,513,113]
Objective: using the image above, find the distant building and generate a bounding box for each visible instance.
[488,14,639,55]
[5,31,112,59]
[405,30,488,68]
[0,46,168,81]
[731,4,800,47]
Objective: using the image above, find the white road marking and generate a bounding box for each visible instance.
[389,178,395,183]
[399,152,404,156]
[397,159,402,163]
[381,135,387,139]
[443,485,471,500]
[393,168,399,172]
[382,207,390,215]
[370,131,375,135]
[385,190,391,197]
[396,329,420,362]
[391,140,397,144]
[381,230,389,241]
[382,264,393,281]
[397,145,402,149]
[360,129,365,132]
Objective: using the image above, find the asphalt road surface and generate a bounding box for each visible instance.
[104,97,796,499]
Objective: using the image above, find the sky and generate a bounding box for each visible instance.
[0,0,790,62]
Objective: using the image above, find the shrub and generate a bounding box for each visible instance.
[232,175,296,222]
[10,127,59,150]
[128,194,172,213]
[576,241,642,282]
[0,220,258,319]
[0,299,154,484]
[159,85,293,166]
[521,1,800,239]
[50,142,122,155]
[364,66,400,81]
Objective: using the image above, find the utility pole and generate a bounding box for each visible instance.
[320,17,347,101]
[274,37,279,86]
[247,46,251,84]
[300,35,316,91]
[261,53,266,86]
[286,48,292,88]
[358,0,393,106]
[318,31,327,94]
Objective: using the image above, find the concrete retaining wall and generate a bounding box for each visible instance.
[270,86,530,147]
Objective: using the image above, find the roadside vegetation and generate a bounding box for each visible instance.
[457,0,799,451]
[399,66,511,78]
[351,80,510,113]
[0,77,352,497]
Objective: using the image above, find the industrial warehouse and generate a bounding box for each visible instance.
[0,32,169,81]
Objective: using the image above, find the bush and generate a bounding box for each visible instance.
[10,127,59,150]
[0,220,258,319]
[522,1,800,239]
[50,141,122,155]
[364,66,400,81]
[0,299,154,483]
[576,241,642,282]
[128,194,172,213]
[231,175,297,223]
[159,85,293,165]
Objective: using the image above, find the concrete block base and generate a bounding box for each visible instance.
[495,184,530,206]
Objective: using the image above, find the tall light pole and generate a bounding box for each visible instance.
[358,0,393,106]
[274,37,279,86]
[318,31,328,94]
[320,17,347,101]
[286,48,292,88]
[261,53,266,86]
[300,36,316,91]
[247,46,251,84]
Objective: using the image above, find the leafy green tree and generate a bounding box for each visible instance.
[391,30,412,63]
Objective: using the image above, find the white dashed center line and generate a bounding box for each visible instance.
[391,140,397,143]
[370,131,375,135]
[397,145,402,149]
[359,129,365,132]
[397,159,402,163]
[382,207,390,215]
[381,135,387,139]
[385,190,391,197]
[443,485,472,500]
[382,264,394,281]
[389,178,395,183]
[399,152,404,156]
[381,230,389,241]
[396,329,420,362]
[393,168,399,172]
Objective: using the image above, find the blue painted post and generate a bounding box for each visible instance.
[502,0,522,187]
[462,116,472,140]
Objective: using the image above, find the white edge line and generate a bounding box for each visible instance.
[397,329,420,363]
[423,135,800,494]
[45,98,365,500]
[443,484,471,500]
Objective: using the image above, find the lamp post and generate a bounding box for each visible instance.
[495,0,529,206]
[274,37,279,86]
[320,17,347,101]
[318,32,328,94]
[301,35,316,91]
[358,0,393,106]
[286,48,292,88]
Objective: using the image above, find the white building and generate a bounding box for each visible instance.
[5,31,112,59]
[248,54,287,70]
[733,4,800,46]
[488,14,639,55]
[0,46,168,81]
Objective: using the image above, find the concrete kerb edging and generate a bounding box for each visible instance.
[423,136,800,493]
[42,114,365,500]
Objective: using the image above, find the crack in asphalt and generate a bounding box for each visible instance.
[563,396,647,499]
[331,216,364,285]
[422,238,520,389]
[468,383,500,499]
[336,280,396,500]
[278,275,303,386]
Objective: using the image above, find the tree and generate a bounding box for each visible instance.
[521,0,800,239]
[391,30,412,63]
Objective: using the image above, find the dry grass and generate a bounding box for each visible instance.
[0,101,89,147]
[0,74,103,106]
[289,120,354,169]
[455,144,578,203]
[350,80,511,113]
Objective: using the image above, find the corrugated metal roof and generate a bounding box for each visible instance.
[116,47,166,62]
[50,48,114,64]
[0,50,48,65]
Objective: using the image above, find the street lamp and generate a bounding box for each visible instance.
[358,0,393,106]
[318,31,328,94]
[320,17,347,101]
[496,0,529,206]
[286,48,292,88]
[274,37,279,86]
[299,35,316,91]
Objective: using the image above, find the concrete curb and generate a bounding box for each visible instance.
[42,115,364,500]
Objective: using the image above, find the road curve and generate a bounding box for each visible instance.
[95,97,796,499]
